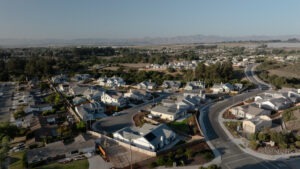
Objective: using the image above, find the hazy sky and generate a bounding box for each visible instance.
[0,0,299,39]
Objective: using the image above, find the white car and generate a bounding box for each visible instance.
[112,112,121,116]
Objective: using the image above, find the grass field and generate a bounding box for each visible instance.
[34,159,89,169]
[268,63,300,79]
[9,151,25,169]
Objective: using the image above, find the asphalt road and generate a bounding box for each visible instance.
[92,93,171,133]
[0,82,15,122]
[202,64,296,169]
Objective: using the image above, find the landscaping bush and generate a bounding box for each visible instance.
[149,162,157,169]
[203,152,214,161]
[295,141,300,148]
[156,156,166,166]
[278,143,288,149]
[249,140,259,150]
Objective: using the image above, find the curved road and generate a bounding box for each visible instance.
[202,64,293,169]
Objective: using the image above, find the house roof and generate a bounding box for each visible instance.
[151,105,179,115]
[245,115,271,126]
[114,123,174,148]
[268,97,292,107]
[235,104,269,116]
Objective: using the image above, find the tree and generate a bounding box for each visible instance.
[54,93,62,105]
[195,62,206,80]
[76,121,86,132]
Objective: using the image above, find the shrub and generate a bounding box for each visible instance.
[278,143,288,149]
[203,152,214,160]
[149,162,157,168]
[156,156,165,166]
[249,140,259,150]
[295,141,300,148]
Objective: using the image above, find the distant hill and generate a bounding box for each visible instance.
[287,38,300,43]
[1,35,300,47]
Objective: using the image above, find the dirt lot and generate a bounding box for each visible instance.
[286,108,300,132]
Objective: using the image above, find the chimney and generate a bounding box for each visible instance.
[288,91,292,98]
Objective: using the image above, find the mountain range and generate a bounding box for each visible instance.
[0,35,300,47]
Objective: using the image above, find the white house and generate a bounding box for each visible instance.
[101,91,126,107]
[75,101,106,121]
[150,105,186,121]
[229,104,271,119]
[58,83,69,93]
[184,81,205,91]
[137,80,156,90]
[243,115,272,133]
[183,89,206,101]
[98,76,125,88]
[222,83,235,93]
[113,123,176,151]
[82,87,104,101]
[124,89,150,101]
[256,98,292,111]
[162,80,181,90]
[211,83,224,94]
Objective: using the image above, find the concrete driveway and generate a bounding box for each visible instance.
[88,155,113,169]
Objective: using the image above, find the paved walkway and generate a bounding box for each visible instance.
[88,155,113,169]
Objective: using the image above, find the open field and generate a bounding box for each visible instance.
[103,63,149,71]
[9,151,25,169]
[268,63,300,79]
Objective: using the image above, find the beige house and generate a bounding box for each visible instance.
[150,105,185,121]
[229,104,271,119]
[242,115,272,134]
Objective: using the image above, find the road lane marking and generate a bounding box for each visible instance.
[225,157,269,169]
[222,153,245,160]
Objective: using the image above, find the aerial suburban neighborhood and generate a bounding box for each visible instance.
[1,41,300,169]
[1,1,300,169]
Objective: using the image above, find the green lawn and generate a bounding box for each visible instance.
[168,119,190,133]
[35,159,89,169]
[9,151,25,169]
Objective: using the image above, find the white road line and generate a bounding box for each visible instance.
[222,153,245,160]
[225,157,270,169]
[264,161,280,169]
[225,157,251,165]
[249,157,270,169]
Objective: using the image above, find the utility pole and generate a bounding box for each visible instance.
[130,135,133,169]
